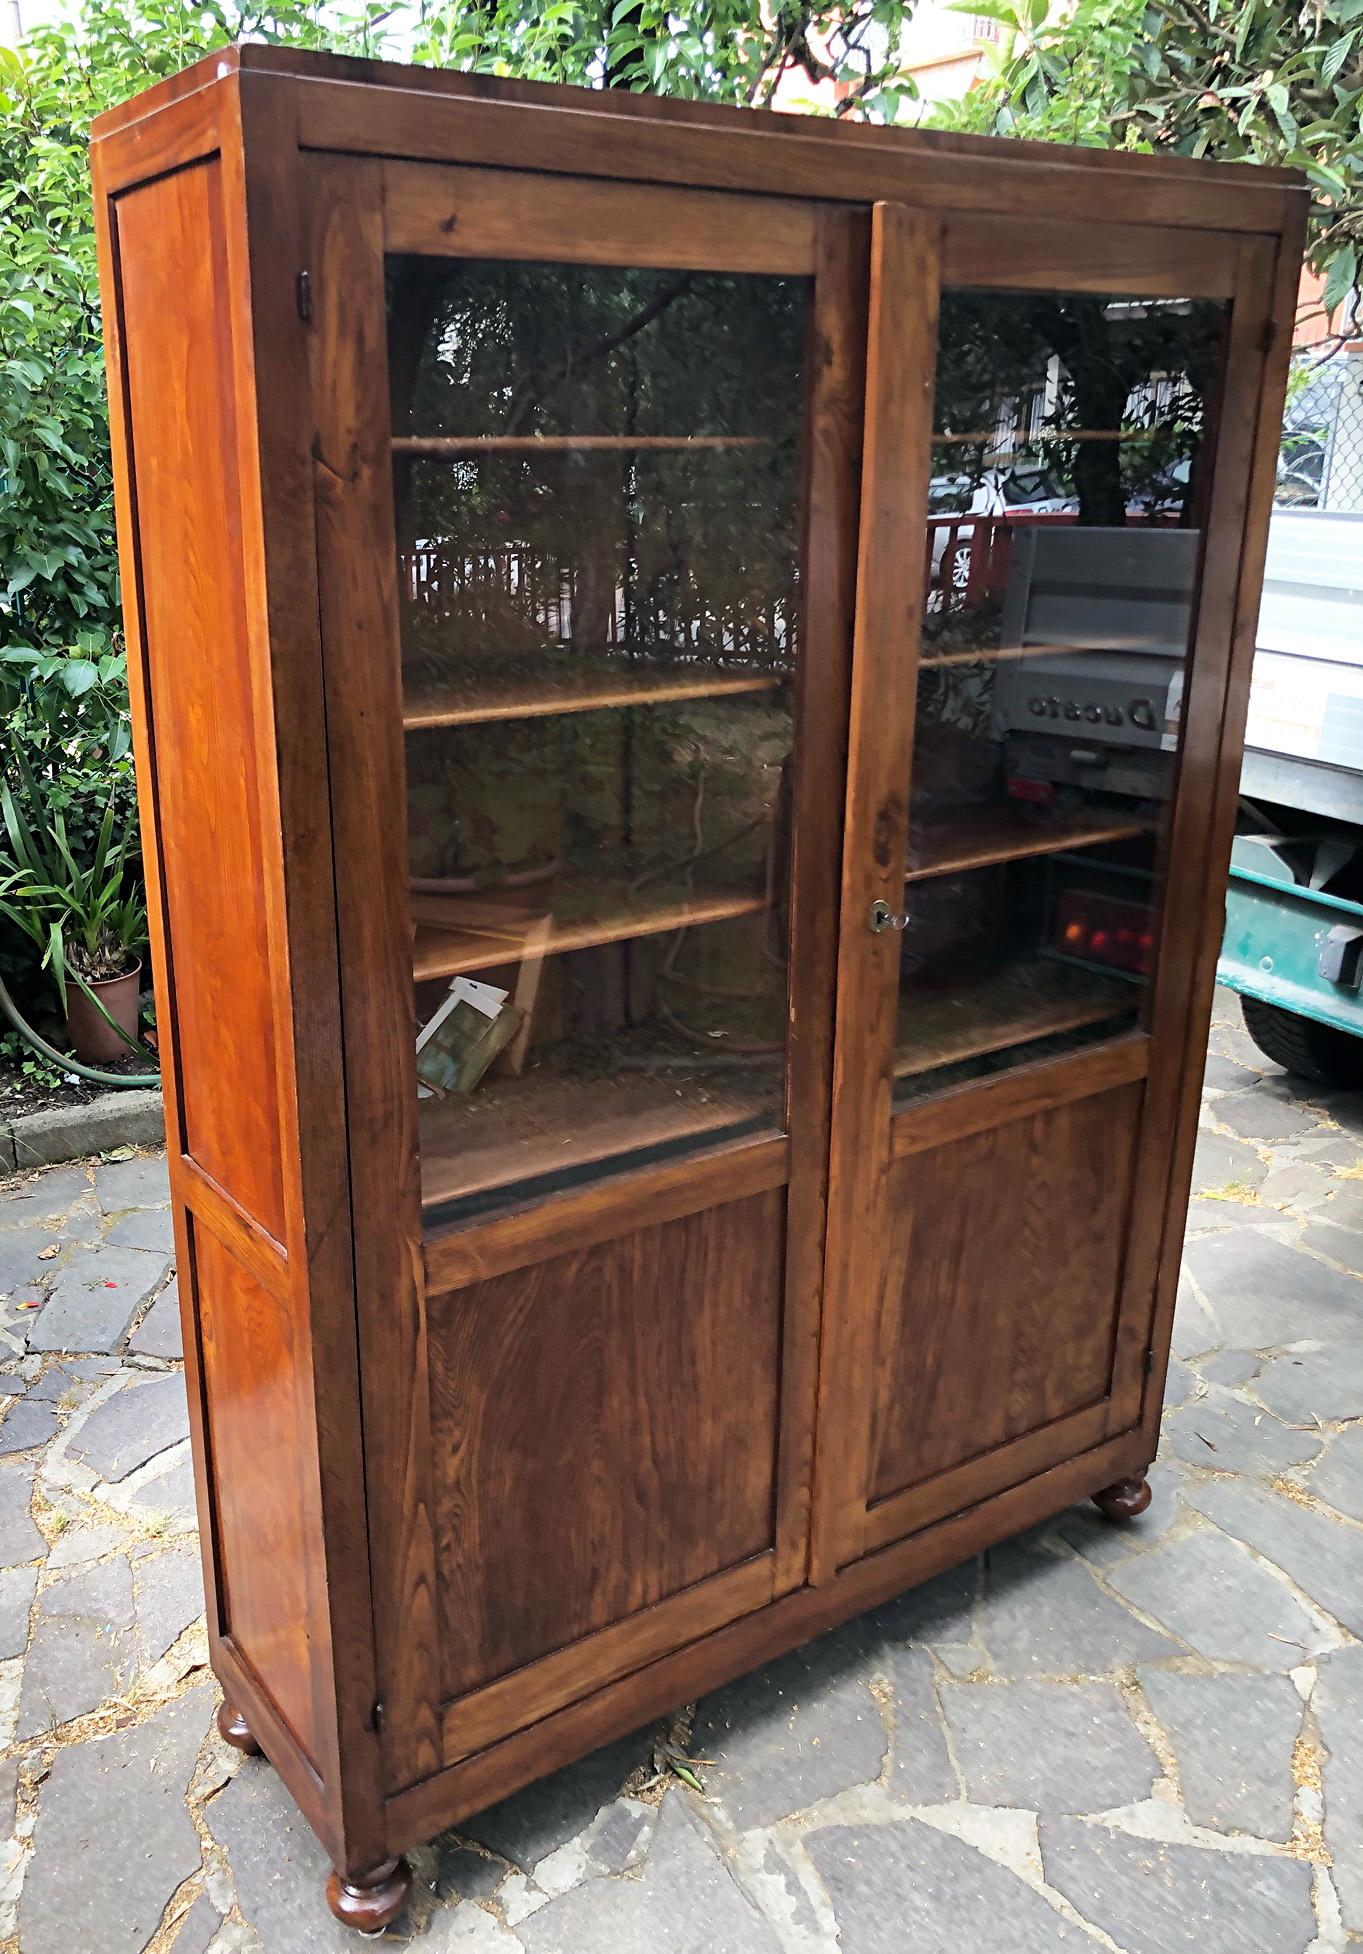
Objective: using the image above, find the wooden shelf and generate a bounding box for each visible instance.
[419,1066,774,1214]
[413,876,766,982]
[921,641,1093,670]
[906,807,1151,883]
[894,958,1136,1081]
[921,639,1176,670]
[932,428,1156,447]
[394,434,770,455]
[404,662,785,730]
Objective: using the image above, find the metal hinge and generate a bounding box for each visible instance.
[296,269,313,323]
[373,1699,385,1734]
[1143,1347,1156,1378]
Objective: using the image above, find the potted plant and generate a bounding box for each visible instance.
[0,761,148,1066]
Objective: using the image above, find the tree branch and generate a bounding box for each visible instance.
[503,274,697,434]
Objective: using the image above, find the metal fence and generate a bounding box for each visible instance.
[401,545,796,661]
[400,350,1362,632]
[1277,348,1363,510]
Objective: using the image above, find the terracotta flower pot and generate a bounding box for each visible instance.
[65,961,142,1066]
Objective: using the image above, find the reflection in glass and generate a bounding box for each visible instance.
[899,290,1227,1101]
[387,260,807,1222]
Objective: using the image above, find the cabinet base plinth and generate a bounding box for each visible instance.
[216,1699,263,1756]
[1091,1474,1153,1523]
[326,1858,412,1933]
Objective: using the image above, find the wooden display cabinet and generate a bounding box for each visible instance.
[92,49,1304,1928]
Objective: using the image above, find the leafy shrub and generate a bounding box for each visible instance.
[0,637,139,1019]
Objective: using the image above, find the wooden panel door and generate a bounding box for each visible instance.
[813,210,1281,1575]
[305,156,866,1790]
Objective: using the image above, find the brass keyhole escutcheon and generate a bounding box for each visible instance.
[869,898,910,935]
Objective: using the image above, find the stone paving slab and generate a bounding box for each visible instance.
[0,1398,59,1458]
[806,1818,1094,1951]
[1314,1642,1363,1933]
[939,1678,1159,1813]
[24,1244,170,1355]
[18,1685,211,1954]
[0,996,1358,1954]
[1181,1474,1363,1637]
[67,1371,189,1483]
[1301,1422,1363,1522]
[882,1646,957,1803]
[516,1794,785,1954]
[129,1277,182,1360]
[690,1625,884,1830]
[1136,1669,1303,1841]
[1249,1341,1363,1424]
[17,1555,141,1739]
[975,1538,1178,1676]
[1105,1526,1333,1670]
[1162,1386,1322,1477]
[1038,1819,1318,1954]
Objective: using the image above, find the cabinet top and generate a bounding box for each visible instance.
[90,40,1305,235]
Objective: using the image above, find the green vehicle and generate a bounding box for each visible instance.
[1220,508,1363,1087]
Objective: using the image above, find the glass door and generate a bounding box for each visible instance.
[895,282,1226,1098]
[311,162,863,1780]
[390,258,806,1226]
[813,210,1269,1578]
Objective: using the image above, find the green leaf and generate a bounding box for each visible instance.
[1264,81,1299,144]
[1323,242,1359,316]
[59,658,99,698]
[947,0,1023,19]
[1321,30,1356,80]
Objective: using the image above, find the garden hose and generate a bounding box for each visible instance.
[0,974,159,1088]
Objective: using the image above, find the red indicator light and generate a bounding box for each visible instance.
[1056,889,1154,976]
[1006,776,1056,806]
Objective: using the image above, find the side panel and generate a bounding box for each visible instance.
[115,160,287,1238]
[96,120,375,1868]
[193,1218,319,1763]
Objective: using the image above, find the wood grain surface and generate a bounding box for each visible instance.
[428,1190,785,1700]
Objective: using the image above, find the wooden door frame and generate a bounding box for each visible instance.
[811,211,1289,1581]
[306,153,868,1788]
[1137,220,1306,1451]
[810,201,941,1584]
[1103,234,1284,1434]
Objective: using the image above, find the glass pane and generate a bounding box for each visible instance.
[899,289,1227,1103]
[388,258,808,1225]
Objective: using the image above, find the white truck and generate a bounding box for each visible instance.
[1221,507,1363,1084]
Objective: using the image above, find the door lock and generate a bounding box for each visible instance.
[869,898,911,935]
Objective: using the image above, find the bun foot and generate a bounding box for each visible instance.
[326,1857,411,1933]
[216,1699,262,1756]
[1092,1474,1153,1524]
